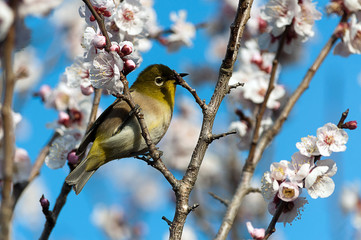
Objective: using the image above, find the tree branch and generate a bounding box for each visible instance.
[39,181,72,240]
[167,0,255,238]
[0,1,18,239]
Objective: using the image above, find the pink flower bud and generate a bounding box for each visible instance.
[246,222,265,240]
[343,121,357,130]
[110,44,120,53]
[93,35,106,49]
[67,150,79,165]
[40,195,50,210]
[58,111,70,127]
[89,15,96,22]
[258,17,268,33]
[68,109,83,125]
[35,84,52,102]
[121,44,133,56]
[251,54,263,66]
[334,22,348,38]
[123,59,136,75]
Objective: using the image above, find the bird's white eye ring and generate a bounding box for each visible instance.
[155,76,164,86]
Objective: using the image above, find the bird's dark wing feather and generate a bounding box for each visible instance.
[76,98,123,155]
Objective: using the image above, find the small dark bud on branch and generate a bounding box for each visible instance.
[342,120,357,130]
[40,194,50,211]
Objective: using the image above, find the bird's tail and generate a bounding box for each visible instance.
[65,158,95,195]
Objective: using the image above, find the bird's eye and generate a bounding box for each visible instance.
[155,76,164,86]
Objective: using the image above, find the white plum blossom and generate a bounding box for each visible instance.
[305,159,337,199]
[42,81,90,112]
[268,197,308,225]
[239,40,274,73]
[161,98,200,170]
[113,0,148,36]
[51,1,85,58]
[13,148,31,183]
[344,0,361,13]
[334,14,361,56]
[270,160,291,181]
[260,0,321,53]
[229,121,248,137]
[340,183,360,213]
[45,134,78,169]
[166,10,196,52]
[0,147,31,183]
[261,0,300,37]
[242,76,285,109]
[293,0,322,40]
[0,1,14,41]
[296,135,320,157]
[89,51,124,95]
[290,151,314,183]
[82,26,107,52]
[91,204,132,239]
[278,181,301,202]
[13,47,43,93]
[65,56,92,95]
[0,107,22,141]
[79,0,115,24]
[261,171,280,200]
[316,123,348,156]
[18,0,62,17]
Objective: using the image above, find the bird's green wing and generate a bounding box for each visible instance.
[76,97,124,155]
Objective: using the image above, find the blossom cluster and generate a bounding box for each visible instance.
[62,0,195,96]
[228,40,286,149]
[261,122,352,225]
[327,0,361,56]
[259,0,322,54]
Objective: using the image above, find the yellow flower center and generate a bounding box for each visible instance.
[282,187,295,198]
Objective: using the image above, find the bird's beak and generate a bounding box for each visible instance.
[179,73,189,77]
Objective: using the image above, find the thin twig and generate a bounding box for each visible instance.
[39,182,72,240]
[263,201,287,239]
[0,1,18,239]
[209,192,229,207]
[82,0,111,51]
[246,24,288,175]
[245,187,261,195]
[227,82,244,93]
[337,108,349,128]
[162,216,173,226]
[174,70,208,111]
[209,130,237,143]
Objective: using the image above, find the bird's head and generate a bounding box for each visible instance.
[131,64,187,109]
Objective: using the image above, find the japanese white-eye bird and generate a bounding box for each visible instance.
[65,64,188,194]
